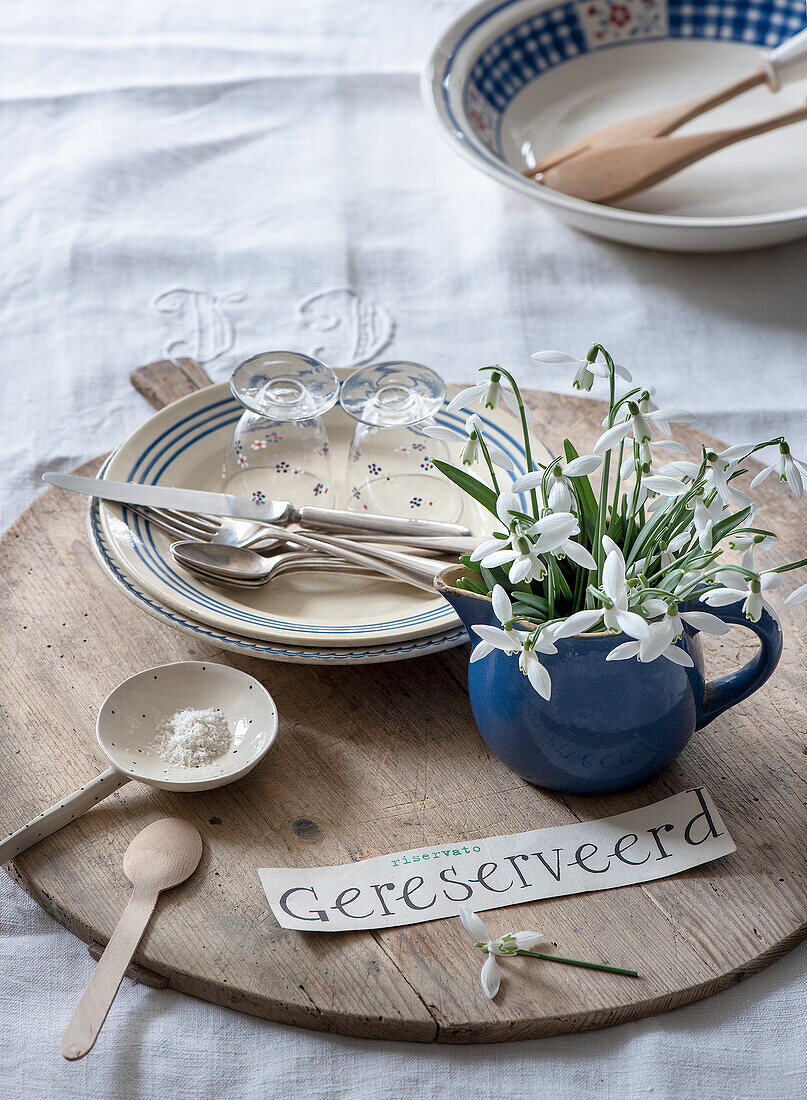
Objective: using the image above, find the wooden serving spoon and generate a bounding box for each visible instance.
[538,100,807,205]
[61,818,203,1060]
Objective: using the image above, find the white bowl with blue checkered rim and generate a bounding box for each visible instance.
[425,0,807,250]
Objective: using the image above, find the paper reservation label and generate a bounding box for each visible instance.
[258,788,735,932]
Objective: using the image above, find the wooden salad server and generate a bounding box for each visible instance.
[61,818,203,1060]
[524,25,807,191]
[538,100,807,205]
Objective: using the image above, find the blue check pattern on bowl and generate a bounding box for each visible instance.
[461,0,807,154]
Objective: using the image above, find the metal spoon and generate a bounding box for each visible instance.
[171,527,447,593]
[172,545,378,590]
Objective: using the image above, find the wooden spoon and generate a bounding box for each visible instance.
[537,102,807,206]
[60,818,203,1060]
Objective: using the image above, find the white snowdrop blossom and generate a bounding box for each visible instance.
[607,604,729,667]
[469,585,528,664]
[785,582,807,606]
[594,403,694,455]
[447,374,535,424]
[458,906,544,1000]
[512,455,601,513]
[471,493,582,584]
[662,446,750,508]
[421,416,514,471]
[750,444,807,500]
[600,540,650,638]
[740,534,775,571]
[532,350,631,392]
[691,493,727,551]
[700,570,782,622]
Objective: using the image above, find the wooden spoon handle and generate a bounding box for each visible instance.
[61,884,159,1060]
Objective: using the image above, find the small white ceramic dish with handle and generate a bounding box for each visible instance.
[0,661,279,864]
[425,0,807,251]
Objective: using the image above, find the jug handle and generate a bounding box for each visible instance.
[693,601,783,730]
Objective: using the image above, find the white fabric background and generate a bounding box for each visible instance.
[2,2,806,1096]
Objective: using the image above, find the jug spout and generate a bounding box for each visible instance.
[434,565,495,641]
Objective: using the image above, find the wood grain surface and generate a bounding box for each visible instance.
[2,359,806,1042]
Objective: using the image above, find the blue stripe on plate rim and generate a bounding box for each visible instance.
[94,391,531,637]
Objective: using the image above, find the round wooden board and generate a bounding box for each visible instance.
[2,362,807,1043]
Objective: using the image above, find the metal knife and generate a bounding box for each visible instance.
[42,472,473,538]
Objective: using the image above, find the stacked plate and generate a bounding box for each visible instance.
[89,383,537,664]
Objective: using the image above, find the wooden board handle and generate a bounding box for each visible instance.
[130,357,213,410]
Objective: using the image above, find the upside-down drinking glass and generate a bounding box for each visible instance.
[339,360,462,520]
[222,351,339,508]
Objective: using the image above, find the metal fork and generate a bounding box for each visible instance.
[123,504,480,556]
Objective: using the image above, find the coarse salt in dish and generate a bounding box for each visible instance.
[155,707,232,767]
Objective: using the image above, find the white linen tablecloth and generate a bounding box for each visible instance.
[2,2,807,1096]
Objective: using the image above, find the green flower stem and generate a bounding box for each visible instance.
[591,346,617,584]
[477,944,639,978]
[769,556,807,574]
[546,559,556,618]
[609,437,626,533]
[473,429,501,496]
[482,365,539,518]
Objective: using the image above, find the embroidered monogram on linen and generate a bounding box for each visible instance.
[151,287,246,365]
[295,286,395,368]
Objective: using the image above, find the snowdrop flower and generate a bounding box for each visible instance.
[512,455,601,513]
[700,570,782,621]
[458,906,544,1000]
[518,639,554,698]
[607,603,728,667]
[447,373,535,424]
[471,494,581,584]
[470,586,558,697]
[594,403,694,455]
[532,349,631,392]
[600,539,650,637]
[749,443,807,500]
[447,376,502,413]
[691,493,727,551]
[421,415,514,471]
[469,585,527,663]
[739,534,775,571]
[785,582,807,606]
[662,446,750,508]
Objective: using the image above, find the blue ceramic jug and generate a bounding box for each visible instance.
[436,566,783,794]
